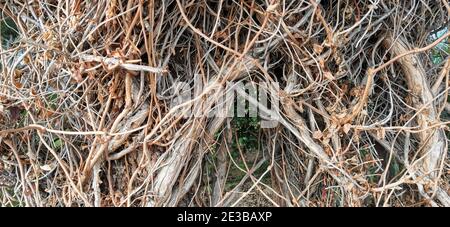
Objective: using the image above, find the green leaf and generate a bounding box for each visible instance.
[428,27,450,65]
[52,138,62,150]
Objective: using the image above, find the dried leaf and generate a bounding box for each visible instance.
[336,112,347,119]
[23,54,31,65]
[324,71,335,80]
[376,127,386,140]
[313,44,324,54]
[14,69,22,78]
[313,130,323,139]
[40,165,52,172]
[71,67,83,83]
[267,3,279,12]
[343,123,352,134]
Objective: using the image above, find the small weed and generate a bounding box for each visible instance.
[47,93,59,110]
[388,159,402,179]
[428,26,450,64]
[367,165,380,184]
[224,116,266,191]
[52,138,63,150]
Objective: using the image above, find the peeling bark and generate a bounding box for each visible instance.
[384,33,449,206]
